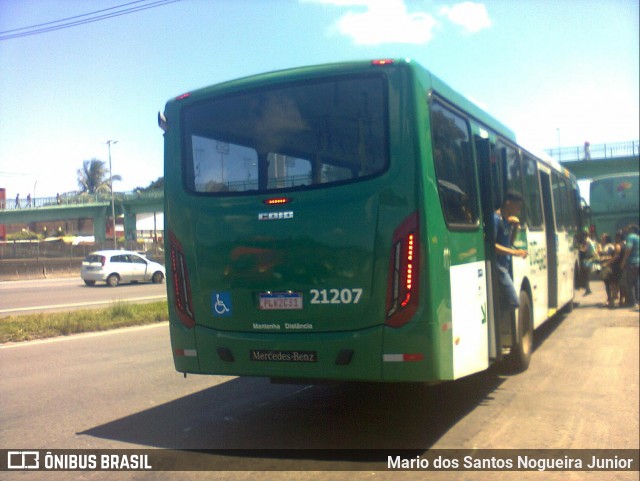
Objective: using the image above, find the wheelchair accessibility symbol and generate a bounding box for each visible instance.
[212,292,232,317]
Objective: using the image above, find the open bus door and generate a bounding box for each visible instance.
[539,170,558,311]
[474,135,503,364]
[475,135,535,369]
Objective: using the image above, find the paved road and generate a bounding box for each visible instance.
[0,282,637,480]
[0,278,166,316]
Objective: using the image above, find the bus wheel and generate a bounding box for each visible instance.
[506,290,533,372]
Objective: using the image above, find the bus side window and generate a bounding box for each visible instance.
[552,173,566,230]
[505,146,522,194]
[556,173,575,231]
[430,102,479,227]
[522,155,544,229]
[495,141,525,212]
[569,183,580,230]
[490,144,506,211]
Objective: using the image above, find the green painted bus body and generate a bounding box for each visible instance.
[162,59,566,383]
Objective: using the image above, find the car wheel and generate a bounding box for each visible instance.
[152,271,164,284]
[106,274,120,287]
[84,280,96,286]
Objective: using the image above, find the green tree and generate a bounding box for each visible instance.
[135,177,164,192]
[77,159,122,193]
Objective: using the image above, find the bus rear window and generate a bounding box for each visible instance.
[182,76,388,194]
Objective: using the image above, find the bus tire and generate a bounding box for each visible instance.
[505,290,533,372]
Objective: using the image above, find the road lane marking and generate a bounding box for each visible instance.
[0,278,82,288]
[0,295,166,314]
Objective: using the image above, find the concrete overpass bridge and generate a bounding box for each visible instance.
[546,140,639,180]
[0,191,163,242]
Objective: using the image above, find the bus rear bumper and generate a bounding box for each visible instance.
[171,322,439,382]
[189,325,384,382]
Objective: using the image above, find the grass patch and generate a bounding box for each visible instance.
[0,301,168,343]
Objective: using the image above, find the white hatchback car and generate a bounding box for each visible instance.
[81,250,165,287]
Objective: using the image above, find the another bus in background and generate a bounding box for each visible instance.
[590,173,639,237]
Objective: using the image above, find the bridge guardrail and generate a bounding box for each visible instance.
[0,190,163,211]
[545,140,639,162]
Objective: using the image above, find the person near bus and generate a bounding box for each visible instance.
[494,190,528,309]
[578,230,598,295]
[621,224,639,309]
[598,233,616,307]
[608,231,626,307]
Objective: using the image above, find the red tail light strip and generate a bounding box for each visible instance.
[386,212,419,328]
[401,233,415,307]
[168,231,196,328]
[263,197,292,205]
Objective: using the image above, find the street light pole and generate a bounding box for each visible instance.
[106,140,118,249]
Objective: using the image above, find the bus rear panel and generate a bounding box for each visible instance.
[162,59,578,383]
[163,61,449,382]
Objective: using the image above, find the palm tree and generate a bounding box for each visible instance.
[77,159,122,193]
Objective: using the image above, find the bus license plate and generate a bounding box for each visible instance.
[259,292,303,310]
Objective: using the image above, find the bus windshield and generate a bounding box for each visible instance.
[182,75,388,194]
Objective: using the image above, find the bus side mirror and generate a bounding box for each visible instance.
[158,112,168,132]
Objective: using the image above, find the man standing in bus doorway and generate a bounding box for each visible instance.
[494,191,528,310]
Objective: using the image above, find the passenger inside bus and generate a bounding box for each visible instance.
[494,190,528,309]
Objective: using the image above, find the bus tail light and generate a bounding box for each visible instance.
[386,212,419,328]
[168,231,196,328]
[263,197,292,205]
[372,59,395,66]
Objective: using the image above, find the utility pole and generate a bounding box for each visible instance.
[106,140,118,249]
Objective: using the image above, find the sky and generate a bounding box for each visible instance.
[0,0,638,199]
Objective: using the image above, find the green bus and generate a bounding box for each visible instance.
[159,59,581,383]
[589,173,639,238]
